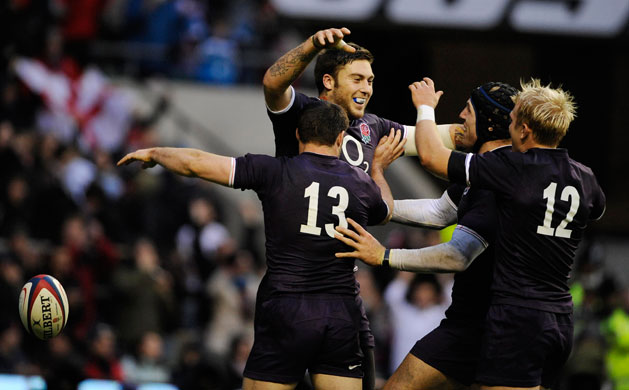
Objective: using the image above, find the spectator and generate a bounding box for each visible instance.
[384,272,447,375]
[43,334,85,390]
[83,323,124,381]
[204,249,258,356]
[176,196,233,282]
[121,331,171,385]
[111,238,176,351]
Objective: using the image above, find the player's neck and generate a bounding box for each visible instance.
[478,139,511,154]
[517,138,557,152]
[301,143,340,157]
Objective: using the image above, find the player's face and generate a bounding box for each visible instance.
[455,99,478,151]
[509,104,524,152]
[328,60,374,120]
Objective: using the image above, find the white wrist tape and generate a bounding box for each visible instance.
[417,105,435,123]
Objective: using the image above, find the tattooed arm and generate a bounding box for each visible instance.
[262,27,355,112]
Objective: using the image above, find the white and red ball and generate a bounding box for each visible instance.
[18,274,69,340]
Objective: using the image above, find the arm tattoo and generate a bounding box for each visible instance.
[269,43,318,80]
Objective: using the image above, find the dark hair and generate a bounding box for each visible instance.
[314,43,374,94]
[297,101,349,145]
[405,274,442,304]
[469,82,518,151]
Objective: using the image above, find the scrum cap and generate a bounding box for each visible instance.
[470,82,517,151]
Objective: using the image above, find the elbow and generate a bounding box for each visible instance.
[262,70,281,93]
[262,70,273,90]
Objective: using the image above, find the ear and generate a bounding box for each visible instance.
[322,74,335,91]
[295,128,301,142]
[520,122,532,142]
[335,131,345,148]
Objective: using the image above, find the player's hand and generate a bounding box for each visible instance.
[311,27,356,53]
[117,148,157,169]
[409,77,443,109]
[373,128,407,172]
[335,218,386,267]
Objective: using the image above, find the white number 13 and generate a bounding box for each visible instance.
[300,182,349,237]
[536,182,580,238]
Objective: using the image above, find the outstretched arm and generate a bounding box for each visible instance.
[263,27,355,112]
[335,218,486,272]
[117,147,233,186]
[403,124,457,155]
[392,190,458,229]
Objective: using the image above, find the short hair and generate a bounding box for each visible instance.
[514,79,576,146]
[314,43,374,94]
[297,101,349,145]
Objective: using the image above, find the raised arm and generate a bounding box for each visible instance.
[117,147,233,186]
[371,128,406,223]
[410,78,453,179]
[335,219,486,273]
[263,27,355,112]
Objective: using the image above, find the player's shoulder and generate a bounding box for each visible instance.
[241,152,285,168]
[290,91,320,111]
[567,155,596,177]
[357,113,402,127]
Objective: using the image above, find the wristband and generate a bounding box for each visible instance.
[312,35,324,50]
[382,248,391,268]
[417,105,436,123]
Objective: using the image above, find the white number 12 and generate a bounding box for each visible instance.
[536,182,580,238]
[300,182,349,237]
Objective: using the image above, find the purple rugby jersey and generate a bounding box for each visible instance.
[451,147,606,313]
[268,89,406,173]
[232,152,389,298]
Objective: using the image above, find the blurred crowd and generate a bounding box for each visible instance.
[1,1,628,390]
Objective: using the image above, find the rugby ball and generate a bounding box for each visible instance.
[18,274,69,340]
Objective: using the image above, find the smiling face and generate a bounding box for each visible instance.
[455,99,478,151]
[325,60,374,120]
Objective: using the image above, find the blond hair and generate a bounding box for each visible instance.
[514,79,576,147]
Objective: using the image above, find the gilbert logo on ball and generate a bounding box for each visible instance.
[18,274,69,340]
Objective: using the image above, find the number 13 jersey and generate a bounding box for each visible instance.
[231,152,389,297]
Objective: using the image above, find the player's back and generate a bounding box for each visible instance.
[233,152,388,297]
[469,148,605,313]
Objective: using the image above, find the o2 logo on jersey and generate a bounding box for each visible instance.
[300,181,349,238]
[342,136,369,172]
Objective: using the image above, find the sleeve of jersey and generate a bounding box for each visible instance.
[392,190,457,229]
[266,88,313,157]
[389,225,488,273]
[364,179,390,226]
[457,190,498,244]
[231,154,280,196]
[590,178,607,221]
[378,117,405,139]
[450,150,516,195]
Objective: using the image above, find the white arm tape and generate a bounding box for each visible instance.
[403,124,455,156]
[392,190,457,229]
[417,105,435,122]
[389,225,488,273]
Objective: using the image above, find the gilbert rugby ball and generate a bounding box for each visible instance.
[18,274,69,340]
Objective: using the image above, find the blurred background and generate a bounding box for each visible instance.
[0,1,628,389]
